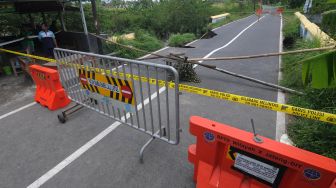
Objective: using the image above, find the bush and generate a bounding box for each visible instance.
[287,0,306,8]
[322,10,336,38]
[283,17,300,49]
[168,33,196,47]
[310,0,336,14]
[281,39,321,89]
[287,88,336,159]
[281,33,336,159]
[103,30,163,59]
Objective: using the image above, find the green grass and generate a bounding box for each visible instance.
[281,39,321,88]
[281,14,336,159]
[208,14,248,30]
[168,33,196,47]
[103,30,163,59]
[322,9,336,39]
[207,1,254,30]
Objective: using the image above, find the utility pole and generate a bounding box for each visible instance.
[79,0,92,52]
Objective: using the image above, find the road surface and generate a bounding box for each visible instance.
[0,14,282,188]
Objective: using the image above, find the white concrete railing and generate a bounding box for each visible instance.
[211,13,230,24]
[295,12,335,46]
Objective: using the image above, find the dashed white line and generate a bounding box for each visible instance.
[0,102,36,120]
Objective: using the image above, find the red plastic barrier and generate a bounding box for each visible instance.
[188,116,336,188]
[30,65,70,110]
[277,7,284,14]
[256,8,263,16]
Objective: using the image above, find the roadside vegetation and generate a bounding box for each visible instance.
[168,33,196,47]
[103,30,163,59]
[281,14,336,159]
[0,0,256,58]
[321,10,336,38]
[207,2,254,29]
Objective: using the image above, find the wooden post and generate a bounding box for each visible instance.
[90,0,103,54]
[41,12,47,23]
[59,11,66,31]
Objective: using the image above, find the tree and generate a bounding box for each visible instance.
[90,0,103,53]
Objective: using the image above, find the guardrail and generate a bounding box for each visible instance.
[295,12,335,46]
[211,13,230,23]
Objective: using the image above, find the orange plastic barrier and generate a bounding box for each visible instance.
[30,65,70,110]
[188,116,336,188]
[277,7,284,14]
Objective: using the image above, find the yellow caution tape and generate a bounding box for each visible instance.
[0,48,56,62]
[113,72,336,125]
[176,84,336,125]
[2,48,336,125]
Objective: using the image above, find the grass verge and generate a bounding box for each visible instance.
[103,30,163,59]
[208,13,251,30]
[168,33,196,47]
[281,14,336,159]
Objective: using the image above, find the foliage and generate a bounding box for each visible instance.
[282,16,300,49]
[62,0,212,39]
[282,0,305,9]
[0,13,23,37]
[0,12,58,37]
[281,39,321,88]
[173,61,200,83]
[103,30,163,59]
[310,0,336,14]
[302,50,336,89]
[287,88,336,159]
[140,0,211,37]
[208,13,246,30]
[168,33,196,47]
[322,9,336,38]
[206,1,254,30]
[281,18,336,158]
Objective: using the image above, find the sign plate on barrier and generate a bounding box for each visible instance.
[234,153,280,184]
[78,68,135,112]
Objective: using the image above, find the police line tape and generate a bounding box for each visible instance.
[1,48,335,125]
[0,48,55,62]
[116,72,336,125]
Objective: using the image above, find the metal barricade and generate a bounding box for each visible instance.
[54,48,180,162]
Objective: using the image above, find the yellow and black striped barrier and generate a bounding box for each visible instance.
[1,48,335,125]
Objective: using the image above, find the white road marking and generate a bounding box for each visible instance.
[138,47,169,59]
[27,87,167,188]
[212,14,255,32]
[185,15,255,46]
[140,15,256,59]
[27,16,264,188]
[0,102,36,120]
[276,15,287,142]
[193,15,266,68]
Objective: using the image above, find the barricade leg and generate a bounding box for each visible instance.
[57,98,95,123]
[139,127,166,163]
[57,103,84,123]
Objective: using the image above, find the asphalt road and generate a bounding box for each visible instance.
[0,14,282,188]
